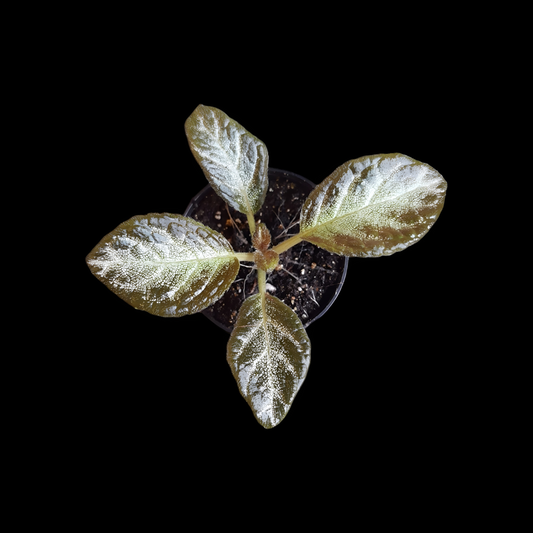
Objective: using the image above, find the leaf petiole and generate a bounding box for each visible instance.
[271,233,303,255]
[234,252,255,262]
[257,268,267,296]
[246,212,256,235]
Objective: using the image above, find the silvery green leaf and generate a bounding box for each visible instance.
[299,153,447,257]
[227,293,311,429]
[185,104,269,216]
[86,214,239,317]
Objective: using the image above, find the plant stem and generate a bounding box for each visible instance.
[235,252,255,262]
[271,233,303,255]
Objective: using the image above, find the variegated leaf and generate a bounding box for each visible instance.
[86,214,239,317]
[227,293,311,429]
[299,153,447,257]
[185,104,269,216]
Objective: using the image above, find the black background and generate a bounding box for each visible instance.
[55,16,472,503]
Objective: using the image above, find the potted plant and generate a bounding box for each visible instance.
[86,104,447,428]
[182,167,349,332]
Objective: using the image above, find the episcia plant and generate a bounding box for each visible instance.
[86,104,447,429]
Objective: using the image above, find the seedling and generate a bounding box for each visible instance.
[86,105,447,428]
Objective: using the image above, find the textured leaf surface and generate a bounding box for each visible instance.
[299,153,447,257]
[227,293,311,429]
[86,214,239,317]
[185,104,269,215]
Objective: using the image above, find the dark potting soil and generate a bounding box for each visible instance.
[184,168,347,332]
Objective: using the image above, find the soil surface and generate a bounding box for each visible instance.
[184,168,348,332]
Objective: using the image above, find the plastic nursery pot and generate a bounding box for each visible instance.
[184,168,349,333]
